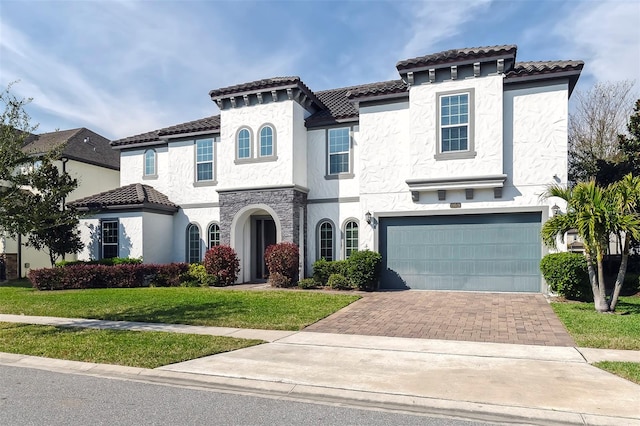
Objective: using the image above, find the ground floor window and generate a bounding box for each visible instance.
[344,220,358,258]
[318,220,334,261]
[208,223,220,248]
[187,224,201,263]
[101,219,119,259]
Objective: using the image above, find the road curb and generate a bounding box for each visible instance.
[1,352,638,426]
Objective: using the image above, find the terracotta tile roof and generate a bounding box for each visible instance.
[396,45,517,72]
[345,79,408,100]
[208,77,305,98]
[111,115,220,147]
[70,183,178,212]
[506,60,585,79]
[23,128,120,170]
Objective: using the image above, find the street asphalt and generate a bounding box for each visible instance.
[0,314,638,425]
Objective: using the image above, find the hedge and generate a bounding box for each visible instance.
[540,252,592,301]
[28,263,189,290]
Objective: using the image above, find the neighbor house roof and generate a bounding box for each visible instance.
[23,128,120,170]
[70,183,178,214]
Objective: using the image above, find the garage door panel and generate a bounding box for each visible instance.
[380,213,542,292]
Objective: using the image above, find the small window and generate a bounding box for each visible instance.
[196,139,214,181]
[318,221,334,261]
[187,224,201,263]
[102,220,119,259]
[237,128,251,159]
[344,220,358,258]
[144,149,156,176]
[259,126,274,157]
[208,223,220,249]
[328,128,350,175]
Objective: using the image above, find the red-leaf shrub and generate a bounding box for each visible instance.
[268,272,291,288]
[28,263,189,290]
[203,245,240,286]
[265,242,299,287]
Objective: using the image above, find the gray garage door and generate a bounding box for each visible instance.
[379,213,542,292]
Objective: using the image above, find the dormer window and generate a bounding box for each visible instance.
[237,128,251,160]
[435,89,476,160]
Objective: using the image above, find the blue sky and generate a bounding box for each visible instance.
[1,0,639,140]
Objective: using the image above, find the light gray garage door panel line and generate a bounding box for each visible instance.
[380,213,542,292]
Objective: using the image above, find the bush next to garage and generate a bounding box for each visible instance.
[540,252,592,301]
[28,263,190,290]
[265,242,299,287]
[312,258,348,286]
[346,250,382,291]
[203,245,240,286]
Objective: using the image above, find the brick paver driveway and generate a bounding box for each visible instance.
[305,291,576,346]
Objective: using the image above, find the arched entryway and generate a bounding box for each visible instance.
[230,204,282,283]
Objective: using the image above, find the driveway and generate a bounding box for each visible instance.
[304,291,576,346]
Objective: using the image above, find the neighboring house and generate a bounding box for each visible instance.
[72,45,583,292]
[0,128,120,278]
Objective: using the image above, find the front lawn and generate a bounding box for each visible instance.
[551,296,640,350]
[0,322,262,368]
[0,281,359,331]
[594,361,640,385]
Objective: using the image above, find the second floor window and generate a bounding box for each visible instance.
[328,127,350,175]
[144,149,156,176]
[259,126,274,157]
[196,139,214,181]
[237,128,251,159]
[440,93,469,152]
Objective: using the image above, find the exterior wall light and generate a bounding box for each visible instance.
[365,211,372,225]
[551,204,560,216]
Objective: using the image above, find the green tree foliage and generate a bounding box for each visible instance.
[542,175,640,312]
[1,84,83,265]
[568,81,637,185]
[23,159,83,266]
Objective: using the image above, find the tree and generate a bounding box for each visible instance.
[1,84,83,265]
[542,176,640,312]
[617,99,640,176]
[0,83,39,237]
[24,159,83,266]
[568,81,637,185]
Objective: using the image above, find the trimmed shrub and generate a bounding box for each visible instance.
[203,245,240,287]
[540,252,592,301]
[181,263,217,287]
[346,250,382,291]
[265,242,299,284]
[55,257,142,267]
[312,258,348,286]
[28,263,188,290]
[297,278,317,289]
[327,273,353,290]
[268,272,292,288]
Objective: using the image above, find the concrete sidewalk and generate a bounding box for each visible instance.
[1,314,639,425]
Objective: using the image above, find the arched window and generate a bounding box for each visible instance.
[144,149,156,176]
[208,223,220,248]
[318,220,334,261]
[186,224,201,263]
[237,128,251,159]
[259,125,274,157]
[344,220,359,258]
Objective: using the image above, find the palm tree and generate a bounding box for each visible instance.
[542,175,640,312]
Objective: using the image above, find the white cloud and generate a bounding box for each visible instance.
[400,0,494,59]
[553,1,640,84]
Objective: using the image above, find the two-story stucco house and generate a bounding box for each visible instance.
[72,45,583,292]
[0,128,120,279]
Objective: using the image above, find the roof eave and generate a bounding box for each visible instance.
[505,69,583,96]
[396,52,516,75]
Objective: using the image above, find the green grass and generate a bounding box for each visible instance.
[0,322,262,368]
[0,281,360,330]
[594,361,640,384]
[551,296,640,350]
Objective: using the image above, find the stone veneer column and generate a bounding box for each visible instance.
[218,186,307,249]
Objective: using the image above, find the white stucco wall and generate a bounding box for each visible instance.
[142,212,174,264]
[292,102,309,188]
[173,206,220,263]
[77,213,143,260]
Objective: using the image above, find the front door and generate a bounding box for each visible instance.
[253,217,276,281]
